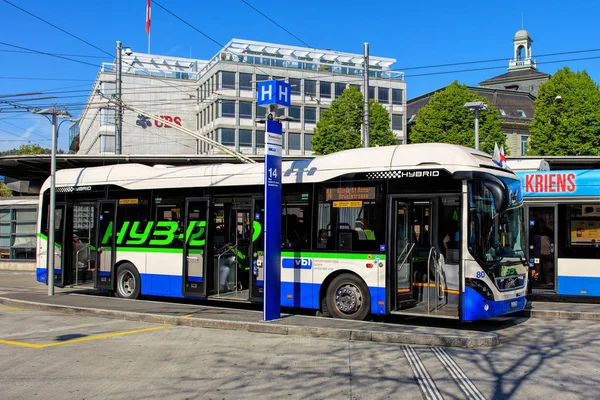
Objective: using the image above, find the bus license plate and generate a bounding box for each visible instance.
[510,301,518,308]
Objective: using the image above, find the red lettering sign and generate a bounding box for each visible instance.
[524,173,577,193]
[153,115,182,128]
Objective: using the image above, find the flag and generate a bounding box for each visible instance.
[500,145,507,169]
[492,142,502,167]
[145,0,151,34]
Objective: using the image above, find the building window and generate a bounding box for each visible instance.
[392,114,403,131]
[368,86,375,100]
[517,109,527,118]
[256,74,269,83]
[239,101,252,119]
[304,107,317,124]
[0,206,37,260]
[220,128,235,145]
[239,129,253,147]
[304,134,314,151]
[378,87,389,104]
[392,88,403,105]
[288,132,301,150]
[335,83,346,98]
[305,80,316,97]
[289,78,301,96]
[289,106,301,121]
[256,104,267,119]
[255,130,264,148]
[100,108,115,126]
[521,135,528,155]
[100,134,115,153]
[221,71,235,90]
[499,109,507,116]
[239,73,252,91]
[320,81,331,98]
[220,100,235,118]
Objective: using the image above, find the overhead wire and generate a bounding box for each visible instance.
[2,0,113,57]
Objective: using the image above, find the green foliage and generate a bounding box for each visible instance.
[0,143,65,156]
[311,86,398,155]
[0,181,12,197]
[529,67,600,156]
[409,81,506,154]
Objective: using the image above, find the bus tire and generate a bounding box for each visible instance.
[326,274,370,320]
[115,263,141,299]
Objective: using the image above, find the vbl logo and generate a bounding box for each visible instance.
[282,258,313,269]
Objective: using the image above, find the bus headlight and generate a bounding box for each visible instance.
[466,278,494,300]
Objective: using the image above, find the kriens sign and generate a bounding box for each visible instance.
[516,170,600,198]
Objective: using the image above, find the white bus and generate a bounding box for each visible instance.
[36,143,528,321]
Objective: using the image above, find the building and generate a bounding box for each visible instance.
[71,39,407,156]
[0,197,37,267]
[407,28,550,156]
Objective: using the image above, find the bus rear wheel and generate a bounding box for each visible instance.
[115,263,140,299]
[326,274,370,320]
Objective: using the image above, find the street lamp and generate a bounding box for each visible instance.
[464,101,488,151]
[34,106,72,296]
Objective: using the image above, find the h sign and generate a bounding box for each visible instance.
[257,80,291,107]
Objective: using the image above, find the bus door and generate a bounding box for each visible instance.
[390,196,459,318]
[250,197,265,300]
[95,200,117,291]
[44,203,68,287]
[182,198,210,296]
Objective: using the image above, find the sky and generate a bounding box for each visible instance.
[1,0,599,152]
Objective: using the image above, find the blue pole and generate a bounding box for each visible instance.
[263,119,282,321]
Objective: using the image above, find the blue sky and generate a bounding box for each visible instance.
[1,0,599,152]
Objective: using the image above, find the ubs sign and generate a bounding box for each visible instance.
[136,114,182,129]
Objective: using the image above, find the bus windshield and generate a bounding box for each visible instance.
[468,177,526,270]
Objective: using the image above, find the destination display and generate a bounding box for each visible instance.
[326,187,376,201]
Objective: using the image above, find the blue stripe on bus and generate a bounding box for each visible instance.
[36,268,62,283]
[558,276,600,296]
[187,276,203,283]
[461,286,526,321]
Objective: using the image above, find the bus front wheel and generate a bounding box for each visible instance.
[326,274,370,320]
[115,263,141,299]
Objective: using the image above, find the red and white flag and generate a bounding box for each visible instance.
[145,0,151,34]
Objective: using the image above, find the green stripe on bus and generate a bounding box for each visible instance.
[281,251,386,261]
[37,233,62,249]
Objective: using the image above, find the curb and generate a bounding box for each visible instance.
[0,297,498,348]
[516,309,600,320]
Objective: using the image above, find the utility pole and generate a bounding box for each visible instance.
[34,106,72,296]
[464,101,488,151]
[363,42,370,148]
[115,40,123,154]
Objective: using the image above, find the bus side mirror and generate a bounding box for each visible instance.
[483,180,508,214]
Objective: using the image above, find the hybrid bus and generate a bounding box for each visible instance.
[36,143,528,321]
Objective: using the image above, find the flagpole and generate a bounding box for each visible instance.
[148,30,150,54]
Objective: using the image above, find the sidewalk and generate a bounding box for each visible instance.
[0,287,498,349]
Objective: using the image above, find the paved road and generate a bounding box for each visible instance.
[1,271,599,399]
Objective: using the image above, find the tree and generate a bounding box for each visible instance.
[0,181,11,197]
[528,67,600,156]
[0,143,66,156]
[311,86,398,155]
[409,81,506,154]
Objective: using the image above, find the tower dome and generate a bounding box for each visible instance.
[514,29,531,41]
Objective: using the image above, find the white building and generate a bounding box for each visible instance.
[72,39,407,156]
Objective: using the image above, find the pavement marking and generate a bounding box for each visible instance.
[182,313,194,318]
[402,345,444,400]
[0,305,21,310]
[431,347,486,400]
[0,325,171,349]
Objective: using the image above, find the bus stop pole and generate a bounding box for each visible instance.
[47,112,57,296]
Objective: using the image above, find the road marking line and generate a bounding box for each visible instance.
[0,325,170,349]
[0,305,21,310]
[182,313,194,318]
[402,345,444,400]
[431,347,486,400]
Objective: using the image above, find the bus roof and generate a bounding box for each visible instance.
[42,143,509,192]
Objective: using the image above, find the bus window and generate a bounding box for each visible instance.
[282,194,310,250]
[317,184,384,252]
